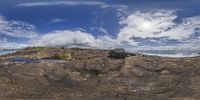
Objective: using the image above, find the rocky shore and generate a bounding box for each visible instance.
[0,47,200,100]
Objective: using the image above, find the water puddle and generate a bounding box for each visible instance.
[7,57,67,63]
[7,57,41,63]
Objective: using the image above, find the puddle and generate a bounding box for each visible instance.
[7,57,41,63]
[7,57,66,63]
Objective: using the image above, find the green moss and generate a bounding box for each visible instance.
[53,53,72,60]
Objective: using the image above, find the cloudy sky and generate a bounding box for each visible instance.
[0,0,200,50]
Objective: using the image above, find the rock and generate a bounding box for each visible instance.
[109,48,126,58]
[161,70,170,74]
[0,48,200,100]
[83,58,105,76]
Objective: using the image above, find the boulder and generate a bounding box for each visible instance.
[109,48,126,59]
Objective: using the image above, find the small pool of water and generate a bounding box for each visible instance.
[7,57,41,63]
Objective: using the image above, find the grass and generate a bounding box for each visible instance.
[24,47,72,60]
[52,53,72,60]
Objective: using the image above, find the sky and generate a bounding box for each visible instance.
[0,0,200,50]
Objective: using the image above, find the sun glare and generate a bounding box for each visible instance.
[141,22,152,29]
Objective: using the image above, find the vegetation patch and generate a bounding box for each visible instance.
[52,53,72,60]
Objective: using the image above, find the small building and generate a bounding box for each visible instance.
[109,48,126,58]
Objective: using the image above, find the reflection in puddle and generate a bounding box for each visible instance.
[7,57,41,63]
[7,57,67,63]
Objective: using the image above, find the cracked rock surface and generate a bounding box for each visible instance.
[0,48,200,100]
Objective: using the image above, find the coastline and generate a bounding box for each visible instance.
[0,50,16,56]
[1,47,200,58]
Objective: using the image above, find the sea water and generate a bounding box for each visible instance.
[1,49,200,58]
[133,50,200,58]
[0,50,16,55]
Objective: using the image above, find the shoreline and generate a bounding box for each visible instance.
[1,47,200,58]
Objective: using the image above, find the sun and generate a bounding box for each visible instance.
[141,22,152,29]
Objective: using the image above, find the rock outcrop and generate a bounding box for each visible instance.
[0,48,200,100]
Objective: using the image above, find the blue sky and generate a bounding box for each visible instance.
[0,0,200,50]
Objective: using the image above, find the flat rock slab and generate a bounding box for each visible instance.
[0,48,200,100]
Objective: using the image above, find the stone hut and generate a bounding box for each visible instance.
[109,48,126,58]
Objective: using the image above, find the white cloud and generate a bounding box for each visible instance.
[117,10,200,46]
[50,18,66,23]
[0,38,28,50]
[176,38,200,50]
[16,1,129,10]
[29,30,118,49]
[1,9,200,50]
[0,42,28,50]
[17,1,109,8]
[98,27,110,35]
[158,16,200,40]
[90,27,110,35]
[0,16,37,38]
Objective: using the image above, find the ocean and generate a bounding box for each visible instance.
[0,49,200,58]
[0,50,16,55]
[133,50,200,58]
